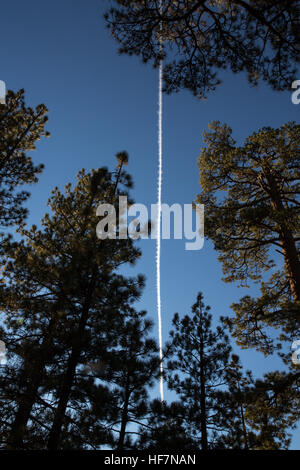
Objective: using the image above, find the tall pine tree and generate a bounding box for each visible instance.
[0,154,144,449]
[196,121,300,354]
[166,292,231,449]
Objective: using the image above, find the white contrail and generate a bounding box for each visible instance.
[156,12,164,402]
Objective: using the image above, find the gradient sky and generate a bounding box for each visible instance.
[1,0,300,447]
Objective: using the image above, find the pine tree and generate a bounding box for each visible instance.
[245,370,300,449]
[166,292,232,449]
[196,121,300,353]
[87,311,160,450]
[0,154,144,449]
[214,355,297,449]
[104,0,300,97]
[214,354,253,449]
[136,400,198,451]
[0,89,49,228]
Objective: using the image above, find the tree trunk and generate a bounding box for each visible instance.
[47,264,98,450]
[117,383,130,450]
[278,229,300,302]
[46,306,88,450]
[199,331,208,450]
[6,364,41,449]
[239,401,249,450]
[47,181,120,449]
[47,344,81,450]
[265,169,300,302]
[6,317,57,449]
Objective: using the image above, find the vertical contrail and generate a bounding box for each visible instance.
[156,2,164,402]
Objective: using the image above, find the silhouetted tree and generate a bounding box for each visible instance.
[105,0,300,97]
[214,356,298,449]
[87,311,160,450]
[214,354,253,449]
[0,155,144,449]
[166,292,232,449]
[136,400,198,451]
[245,370,300,449]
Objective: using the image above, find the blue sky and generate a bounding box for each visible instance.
[1,0,300,447]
